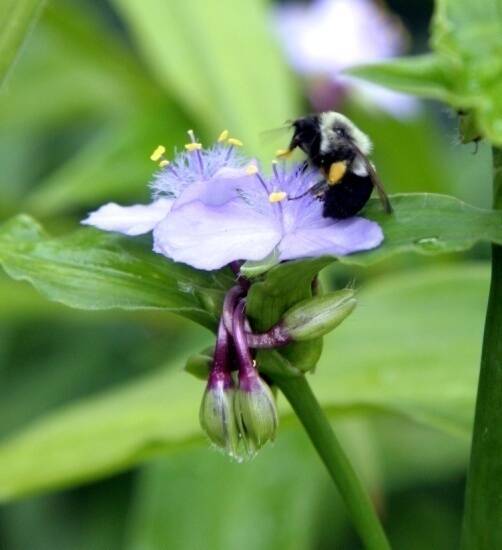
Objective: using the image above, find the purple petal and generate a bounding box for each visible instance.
[82,199,173,236]
[279,214,383,260]
[153,176,281,270]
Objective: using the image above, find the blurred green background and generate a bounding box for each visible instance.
[0,0,492,548]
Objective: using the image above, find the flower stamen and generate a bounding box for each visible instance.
[150,145,166,162]
[217,129,230,142]
[227,138,243,147]
[269,191,287,203]
[184,142,203,152]
[276,148,291,159]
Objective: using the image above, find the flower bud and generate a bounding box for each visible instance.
[235,371,278,456]
[184,347,213,380]
[199,370,240,458]
[281,289,356,341]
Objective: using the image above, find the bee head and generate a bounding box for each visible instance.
[288,115,321,160]
[318,112,373,169]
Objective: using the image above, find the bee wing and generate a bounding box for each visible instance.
[353,147,393,214]
[259,124,292,145]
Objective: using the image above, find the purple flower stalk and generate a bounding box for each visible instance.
[232,300,278,456]
[199,318,240,457]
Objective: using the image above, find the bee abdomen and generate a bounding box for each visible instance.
[322,173,373,219]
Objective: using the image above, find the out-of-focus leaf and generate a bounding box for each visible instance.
[0,215,232,328]
[0,1,161,131]
[314,263,487,434]
[348,0,502,144]
[0,0,45,86]
[111,0,298,157]
[349,54,453,103]
[0,265,486,500]
[127,416,470,550]
[127,435,335,550]
[24,112,189,216]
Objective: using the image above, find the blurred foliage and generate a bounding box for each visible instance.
[349,0,502,144]
[0,0,496,548]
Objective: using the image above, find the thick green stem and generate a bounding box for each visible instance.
[275,375,390,550]
[461,147,502,548]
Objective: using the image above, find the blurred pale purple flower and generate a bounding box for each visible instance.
[83,138,383,271]
[273,0,417,116]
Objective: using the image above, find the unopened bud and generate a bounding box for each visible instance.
[199,372,240,458]
[184,347,213,380]
[235,371,278,457]
[282,289,356,341]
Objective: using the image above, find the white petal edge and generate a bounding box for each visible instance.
[81,198,173,236]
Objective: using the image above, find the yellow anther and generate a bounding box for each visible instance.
[328,161,347,185]
[276,148,291,159]
[217,129,229,142]
[245,164,258,175]
[185,142,202,152]
[150,145,166,162]
[159,159,170,168]
[269,191,287,203]
[227,138,243,147]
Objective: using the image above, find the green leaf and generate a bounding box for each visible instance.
[343,193,502,266]
[348,54,454,103]
[110,0,298,157]
[348,0,502,144]
[0,215,232,329]
[0,0,45,87]
[245,193,502,280]
[0,264,487,500]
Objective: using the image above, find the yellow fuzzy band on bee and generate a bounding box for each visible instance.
[327,161,347,185]
[227,138,243,147]
[245,164,258,175]
[217,129,229,142]
[185,142,202,151]
[150,145,166,162]
[275,148,291,159]
[269,191,287,203]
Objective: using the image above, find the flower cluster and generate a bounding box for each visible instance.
[83,132,383,270]
[83,131,382,457]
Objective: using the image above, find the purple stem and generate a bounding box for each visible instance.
[223,286,245,336]
[222,286,291,349]
[232,300,258,390]
[229,261,250,291]
[208,317,233,389]
[246,324,291,348]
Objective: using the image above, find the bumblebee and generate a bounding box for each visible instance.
[280,112,392,219]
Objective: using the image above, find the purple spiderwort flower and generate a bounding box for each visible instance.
[154,161,383,270]
[83,132,383,271]
[273,0,418,116]
[82,131,251,242]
